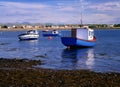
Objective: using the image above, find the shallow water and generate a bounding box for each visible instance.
[0,29,120,72]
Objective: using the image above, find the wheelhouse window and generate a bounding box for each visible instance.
[89,31,94,36]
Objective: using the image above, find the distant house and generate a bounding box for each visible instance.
[64,25,71,29]
[59,25,65,29]
[107,24,114,28]
[12,25,16,28]
[34,25,39,29]
[39,25,46,29]
[23,25,33,29]
[51,25,59,29]
[7,26,11,29]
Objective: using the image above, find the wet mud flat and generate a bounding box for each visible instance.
[0,58,120,87]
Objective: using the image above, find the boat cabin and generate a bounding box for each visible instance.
[72,27,94,40]
[52,30,59,34]
[26,30,38,34]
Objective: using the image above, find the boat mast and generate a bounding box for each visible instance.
[80,10,83,27]
[80,0,83,27]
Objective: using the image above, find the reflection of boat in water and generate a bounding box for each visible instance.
[42,30,60,37]
[61,26,96,48]
[18,30,39,40]
[61,48,95,70]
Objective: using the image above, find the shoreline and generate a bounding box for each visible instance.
[0,28,71,31]
[0,27,120,31]
[0,58,120,86]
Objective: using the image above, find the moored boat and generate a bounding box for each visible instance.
[18,30,39,40]
[61,26,96,48]
[42,30,60,37]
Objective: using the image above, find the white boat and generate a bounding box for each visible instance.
[18,30,39,40]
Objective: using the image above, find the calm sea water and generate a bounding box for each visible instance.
[0,29,120,72]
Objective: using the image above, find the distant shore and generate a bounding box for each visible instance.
[0,28,70,31]
[0,27,120,31]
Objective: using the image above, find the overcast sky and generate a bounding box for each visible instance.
[0,0,120,24]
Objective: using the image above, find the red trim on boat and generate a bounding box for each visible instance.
[77,36,96,42]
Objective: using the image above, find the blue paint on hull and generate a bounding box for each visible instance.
[61,37,96,47]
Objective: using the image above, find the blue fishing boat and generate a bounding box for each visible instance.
[61,26,96,48]
[18,30,39,40]
[42,30,60,37]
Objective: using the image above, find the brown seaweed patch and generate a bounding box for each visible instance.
[0,69,120,87]
[0,58,41,69]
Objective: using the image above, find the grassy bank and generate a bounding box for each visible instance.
[0,58,120,87]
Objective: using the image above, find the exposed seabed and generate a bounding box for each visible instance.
[0,58,120,87]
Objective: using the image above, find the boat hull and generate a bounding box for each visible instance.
[61,37,96,48]
[18,34,39,40]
